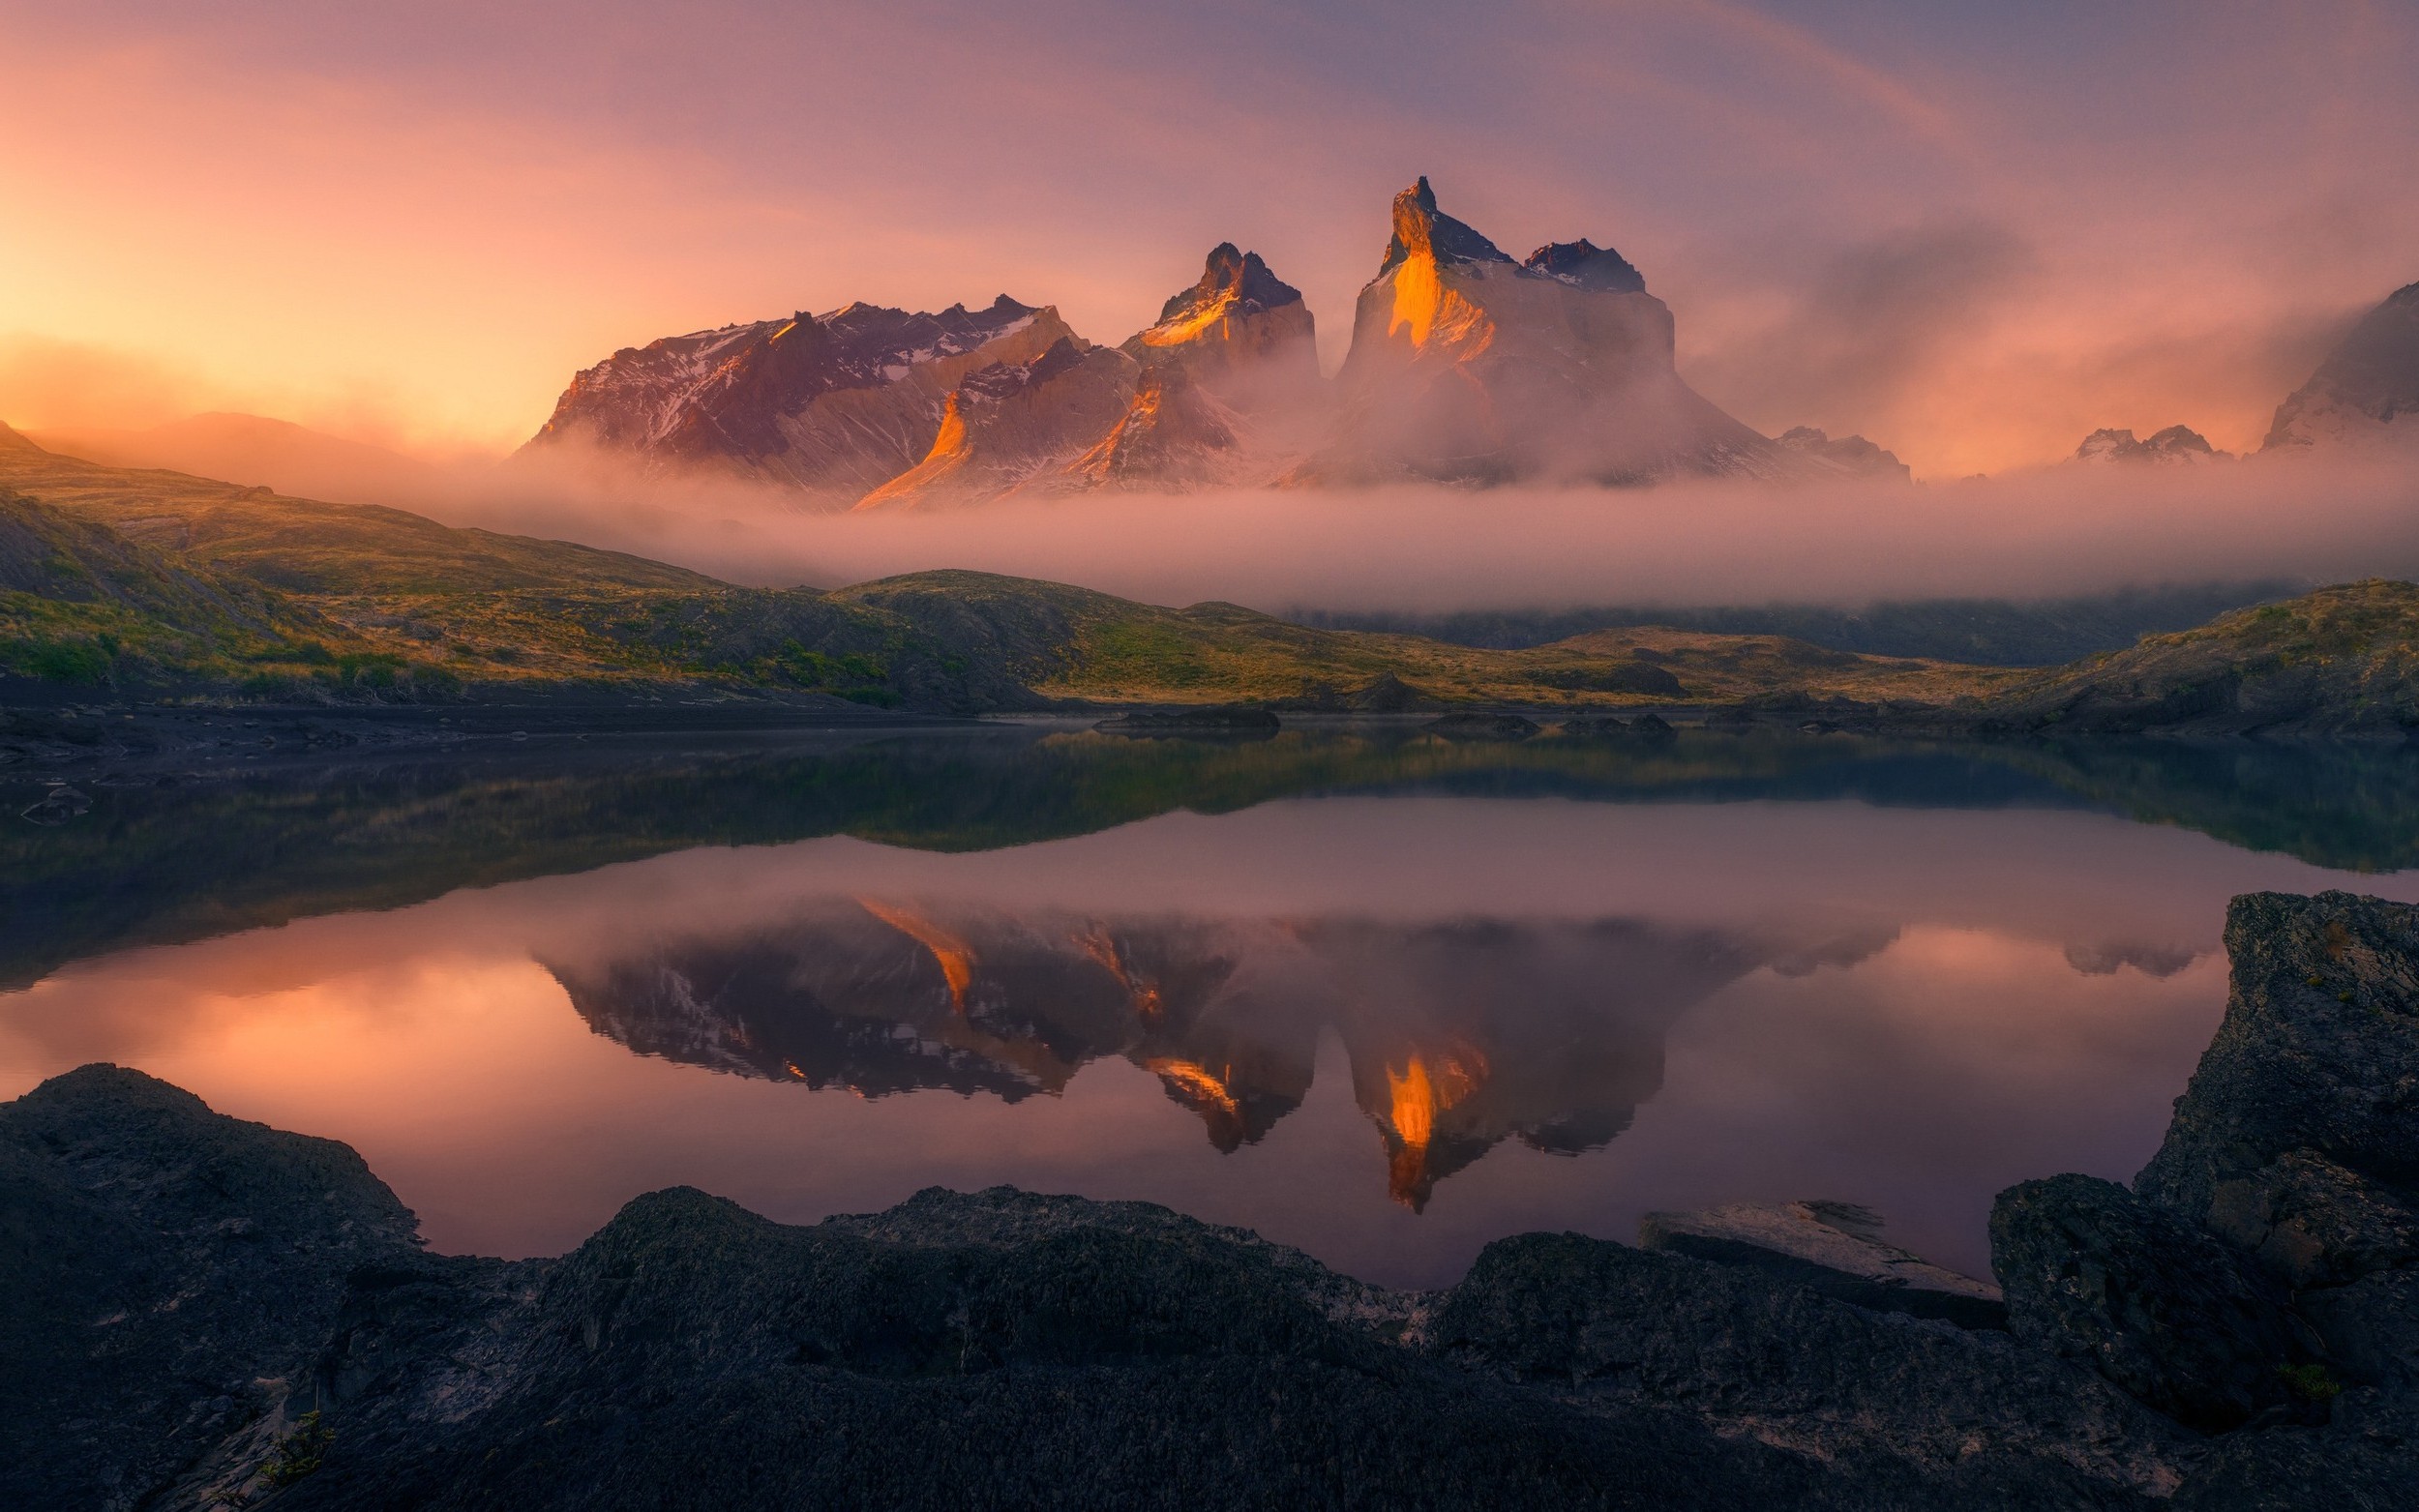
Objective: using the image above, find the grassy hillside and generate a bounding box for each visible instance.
[0,427,711,594]
[1295,582,2292,667]
[14,425,2406,727]
[838,570,2016,709]
[0,488,443,693]
[0,426,2017,712]
[1986,579,2419,736]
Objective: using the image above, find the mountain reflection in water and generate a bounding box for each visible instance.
[554,907,1877,1208]
[8,727,2419,1286]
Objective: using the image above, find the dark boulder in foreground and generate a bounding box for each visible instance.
[10,887,2419,1508]
[1986,889,2419,1506]
[1991,1174,2308,1430]
[4,1071,2187,1510]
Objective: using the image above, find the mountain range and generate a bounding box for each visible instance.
[520,178,1904,504]
[2068,279,2419,465]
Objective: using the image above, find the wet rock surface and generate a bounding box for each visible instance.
[9,886,2419,1507]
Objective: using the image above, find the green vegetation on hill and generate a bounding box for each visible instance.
[0,488,443,694]
[1295,582,2292,667]
[0,430,709,594]
[1988,579,2419,736]
[5,426,2415,732]
[0,431,2011,711]
[836,570,2013,709]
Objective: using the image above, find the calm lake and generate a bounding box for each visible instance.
[7,722,2418,1289]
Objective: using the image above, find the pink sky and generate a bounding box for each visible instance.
[4,0,2415,475]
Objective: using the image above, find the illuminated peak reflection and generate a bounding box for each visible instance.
[550,904,1876,1207]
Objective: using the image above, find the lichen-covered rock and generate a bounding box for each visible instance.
[1989,1173,2309,1430]
[2202,1149,2419,1290]
[286,1186,1820,1512]
[2138,892,2419,1234]
[0,1064,423,1511]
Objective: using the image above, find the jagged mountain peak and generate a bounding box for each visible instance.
[2074,425,2228,465]
[1157,244,1302,325]
[2264,279,2419,451]
[1523,239,1647,294]
[1380,176,1514,275]
[1777,427,1912,481]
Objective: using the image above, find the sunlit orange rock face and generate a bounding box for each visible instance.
[552,906,1812,1202]
[1314,176,1780,486]
[1050,243,1332,494]
[1120,243,1322,413]
[851,337,1140,510]
[855,243,1329,507]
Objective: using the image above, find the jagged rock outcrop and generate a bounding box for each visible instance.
[2264,281,2419,453]
[1986,889,2419,1505]
[0,1066,424,1511]
[2136,892,2419,1297]
[1053,362,1250,491]
[5,1065,2198,1510]
[1119,243,1321,410]
[851,337,1139,510]
[1308,177,1780,486]
[1776,427,1915,481]
[855,244,1332,507]
[2073,425,2231,465]
[1434,1231,2189,1500]
[1991,1174,2309,1430]
[521,296,1077,497]
[1034,243,1333,494]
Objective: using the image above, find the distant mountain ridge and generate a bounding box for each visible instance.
[523,178,1899,504]
[2065,279,2419,464]
[2264,280,2419,452]
[528,296,1076,493]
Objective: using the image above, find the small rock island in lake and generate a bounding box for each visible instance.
[3,891,2412,1509]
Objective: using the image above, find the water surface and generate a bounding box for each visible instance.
[5,726,2415,1288]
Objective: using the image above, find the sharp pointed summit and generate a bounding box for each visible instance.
[1120,243,1322,410]
[1316,175,1782,485]
[1380,176,1514,275]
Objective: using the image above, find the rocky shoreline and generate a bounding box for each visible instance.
[4,891,2412,1509]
